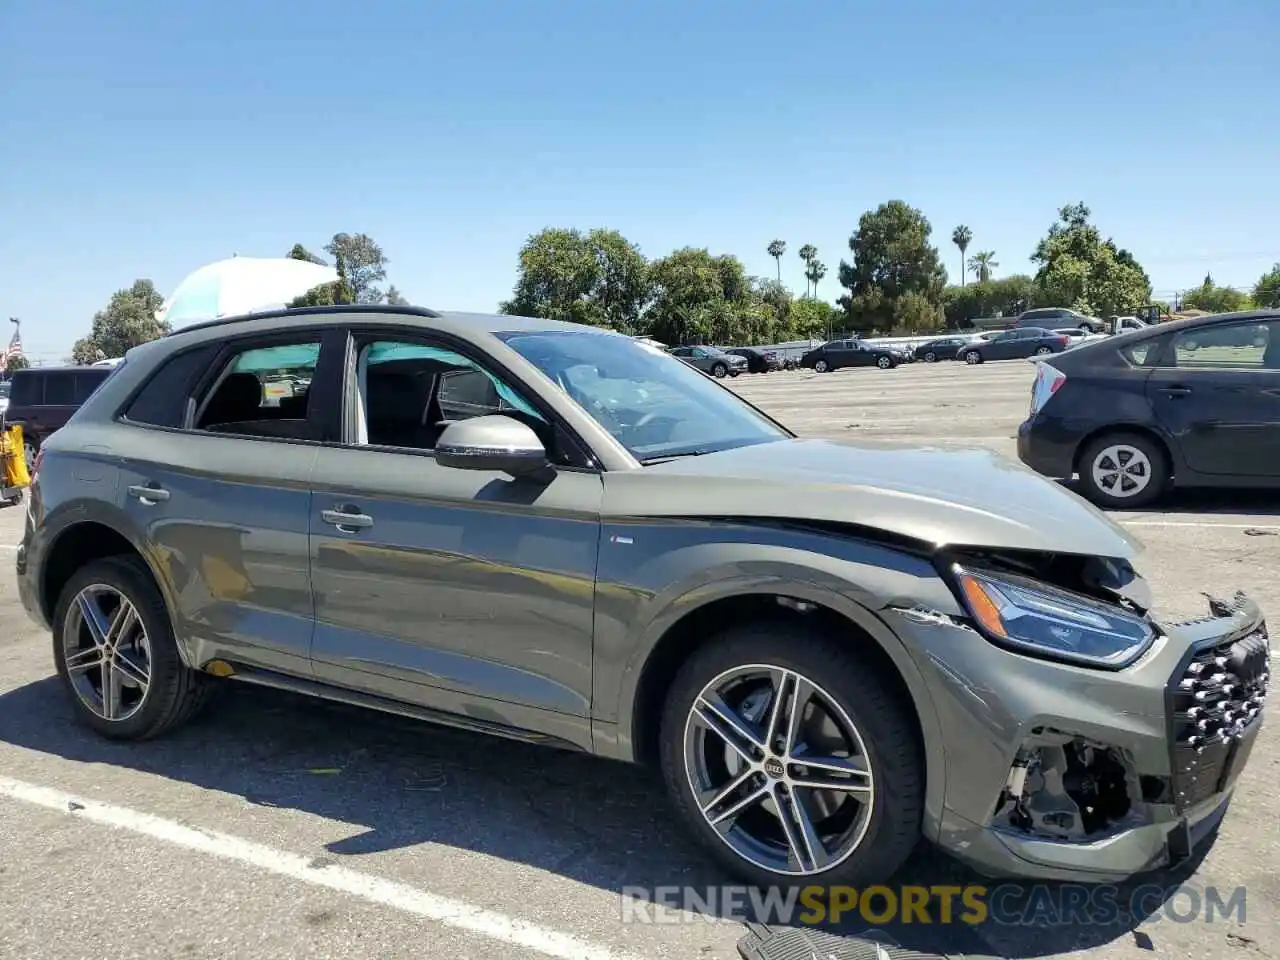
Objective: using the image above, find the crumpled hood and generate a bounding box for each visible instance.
[604,437,1142,559]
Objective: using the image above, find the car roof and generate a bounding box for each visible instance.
[13,365,111,375]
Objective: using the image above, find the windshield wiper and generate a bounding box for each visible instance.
[639,449,714,464]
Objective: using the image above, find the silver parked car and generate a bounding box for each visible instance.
[18,305,1268,889]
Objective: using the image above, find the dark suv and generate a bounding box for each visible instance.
[6,365,115,467]
[17,305,1268,890]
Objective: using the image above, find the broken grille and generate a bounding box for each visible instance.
[1169,628,1269,809]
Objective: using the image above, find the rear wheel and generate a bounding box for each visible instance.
[1077,431,1169,509]
[1034,346,1052,356]
[52,555,212,740]
[658,621,923,888]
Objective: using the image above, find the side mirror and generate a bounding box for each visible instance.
[435,415,550,477]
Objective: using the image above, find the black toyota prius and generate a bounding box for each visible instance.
[1017,308,1280,508]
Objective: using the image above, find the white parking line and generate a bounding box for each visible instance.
[0,775,643,960]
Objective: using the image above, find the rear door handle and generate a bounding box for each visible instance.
[1161,385,1193,397]
[321,506,373,531]
[127,483,170,503]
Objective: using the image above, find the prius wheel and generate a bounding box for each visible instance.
[659,622,922,888]
[52,556,212,740]
[1078,431,1169,509]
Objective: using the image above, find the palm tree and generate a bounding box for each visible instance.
[767,239,787,284]
[968,251,998,283]
[952,226,972,287]
[798,244,817,296]
[805,260,827,299]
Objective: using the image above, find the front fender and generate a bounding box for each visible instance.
[589,525,954,831]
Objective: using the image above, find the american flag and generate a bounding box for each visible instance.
[0,329,21,373]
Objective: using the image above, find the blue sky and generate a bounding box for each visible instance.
[2,0,1277,362]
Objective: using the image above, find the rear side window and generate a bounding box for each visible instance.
[74,370,111,402]
[1120,337,1165,367]
[122,346,218,428]
[43,372,76,405]
[9,373,39,406]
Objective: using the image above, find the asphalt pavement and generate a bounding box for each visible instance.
[0,357,1275,960]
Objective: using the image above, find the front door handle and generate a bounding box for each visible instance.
[321,507,373,531]
[1161,385,1192,397]
[127,483,170,504]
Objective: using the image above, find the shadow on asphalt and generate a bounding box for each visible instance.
[0,676,1215,959]
[1060,482,1280,518]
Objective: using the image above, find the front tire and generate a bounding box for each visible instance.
[876,355,893,369]
[52,555,211,741]
[923,351,937,362]
[813,359,829,373]
[711,363,727,378]
[1077,431,1169,509]
[658,621,923,888]
[964,350,982,364]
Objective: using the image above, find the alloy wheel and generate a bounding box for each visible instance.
[61,584,153,722]
[1035,346,1051,355]
[924,352,936,362]
[965,351,981,364]
[814,360,828,373]
[1090,444,1152,499]
[877,356,891,369]
[682,663,875,877]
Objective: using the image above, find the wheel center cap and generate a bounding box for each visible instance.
[763,757,785,779]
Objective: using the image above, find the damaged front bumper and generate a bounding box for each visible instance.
[888,591,1270,883]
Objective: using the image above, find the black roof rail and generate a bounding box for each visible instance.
[162,303,445,337]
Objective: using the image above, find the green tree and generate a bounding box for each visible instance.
[952,225,972,287]
[72,280,169,363]
[1253,263,1280,309]
[286,241,353,306]
[804,259,827,299]
[5,354,29,373]
[1030,203,1151,318]
[968,251,998,283]
[1182,273,1253,313]
[326,233,388,304]
[500,227,651,332]
[767,239,787,284]
[797,244,817,296]
[384,285,409,306]
[646,247,756,345]
[837,201,947,333]
[941,275,1038,328]
[788,298,838,340]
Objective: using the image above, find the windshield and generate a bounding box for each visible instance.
[496,330,790,462]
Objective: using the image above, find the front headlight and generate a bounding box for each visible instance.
[952,565,1156,669]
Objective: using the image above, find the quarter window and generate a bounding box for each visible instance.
[122,345,218,428]
[193,338,324,440]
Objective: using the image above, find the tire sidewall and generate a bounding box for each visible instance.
[657,623,922,888]
[51,556,190,740]
[712,363,727,378]
[1078,433,1168,509]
